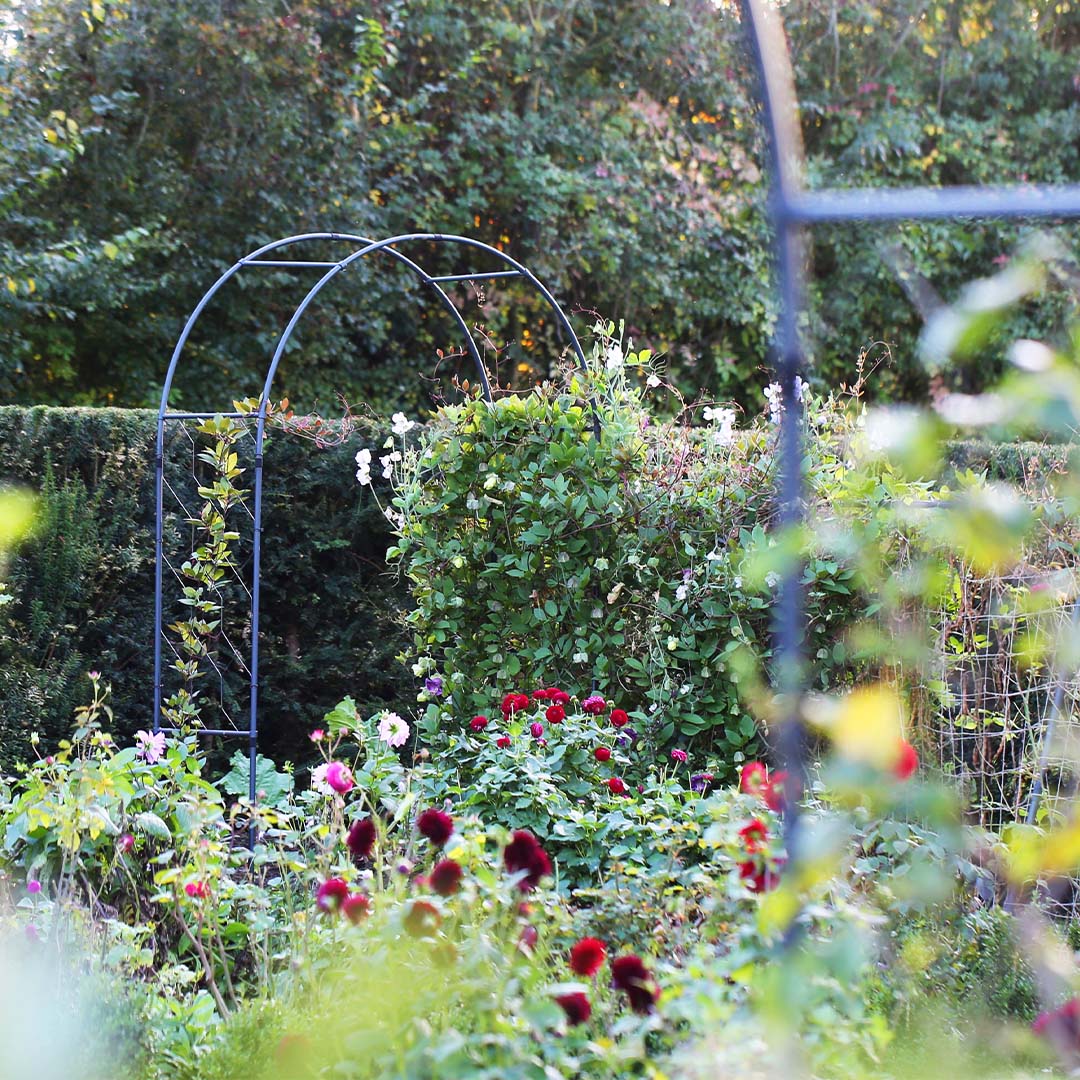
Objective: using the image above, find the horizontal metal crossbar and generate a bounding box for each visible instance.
[783,183,1080,224]
[425,270,523,283]
[157,727,251,737]
[240,259,343,268]
[162,411,249,421]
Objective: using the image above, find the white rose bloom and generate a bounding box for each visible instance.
[391,412,416,436]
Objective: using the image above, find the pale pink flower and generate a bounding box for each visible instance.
[134,729,167,764]
[311,763,334,795]
[377,711,410,748]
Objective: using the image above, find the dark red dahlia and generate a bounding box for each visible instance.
[609,708,629,727]
[532,688,552,701]
[496,735,512,748]
[347,816,377,859]
[417,808,454,847]
[594,746,612,763]
[545,704,565,724]
[582,695,607,715]
[551,689,571,706]
[316,877,349,913]
[470,715,489,732]
[503,829,553,891]
[607,776,628,796]
[555,991,592,1026]
[341,893,370,923]
[569,937,607,976]
[611,954,658,1015]
[738,859,780,894]
[430,858,464,897]
[403,899,441,937]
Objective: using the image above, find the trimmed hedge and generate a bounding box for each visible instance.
[0,406,411,771]
[0,406,1069,773]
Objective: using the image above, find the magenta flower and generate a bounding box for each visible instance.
[530,721,544,739]
[325,762,354,794]
[117,834,135,854]
[671,748,688,763]
[309,729,325,742]
[582,695,607,715]
[342,894,371,924]
[26,879,41,895]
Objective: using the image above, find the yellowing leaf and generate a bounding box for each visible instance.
[102,241,120,260]
[809,684,904,769]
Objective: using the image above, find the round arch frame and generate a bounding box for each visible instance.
[153,232,592,819]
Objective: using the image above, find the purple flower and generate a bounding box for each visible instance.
[690,772,715,794]
[27,879,41,895]
[616,727,639,749]
[134,729,167,764]
[425,676,444,697]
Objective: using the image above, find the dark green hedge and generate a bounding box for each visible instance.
[0,406,412,771]
[0,409,1068,773]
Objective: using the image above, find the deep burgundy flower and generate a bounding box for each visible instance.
[1033,997,1080,1046]
[762,770,793,812]
[582,695,607,715]
[611,954,658,1014]
[594,746,612,763]
[417,808,454,847]
[403,899,441,938]
[496,735,512,748]
[690,772,715,794]
[117,833,135,854]
[518,923,539,951]
[569,937,607,976]
[551,689,571,706]
[503,829,553,891]
[555,991,592,1025]
[532,688,552,701]
[530,721,544,738]
[347,816,377,859]
[430,858,464,897]
[670,748,688,763]
[470,715,489,732]
[740,761,769,796]
[316,877,349,912]
[342,893,370,923]
[607,777,628,796]
[545,704,565,724]
[893,740,919,780]
[609,707,629,727]
[739,818,769,853]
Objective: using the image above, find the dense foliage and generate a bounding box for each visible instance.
[1,0,1076,411]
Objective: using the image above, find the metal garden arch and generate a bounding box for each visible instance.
[153,233,591,816]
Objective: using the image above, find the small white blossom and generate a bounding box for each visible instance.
[310,763,334,795]
[763,376,806,424]
[572,651,589,663]
[666,636,679,651]
[466,493,481,511]
[675,583,689,601]
[594,557,609,571]
[483,473,499,491]
[380,450,401,479]
[391,412,416,436]
[605,342,623,371]
[765,571,781,589]
[646,373,661,388]
[556,552,570,563]
[355,447,372,486]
